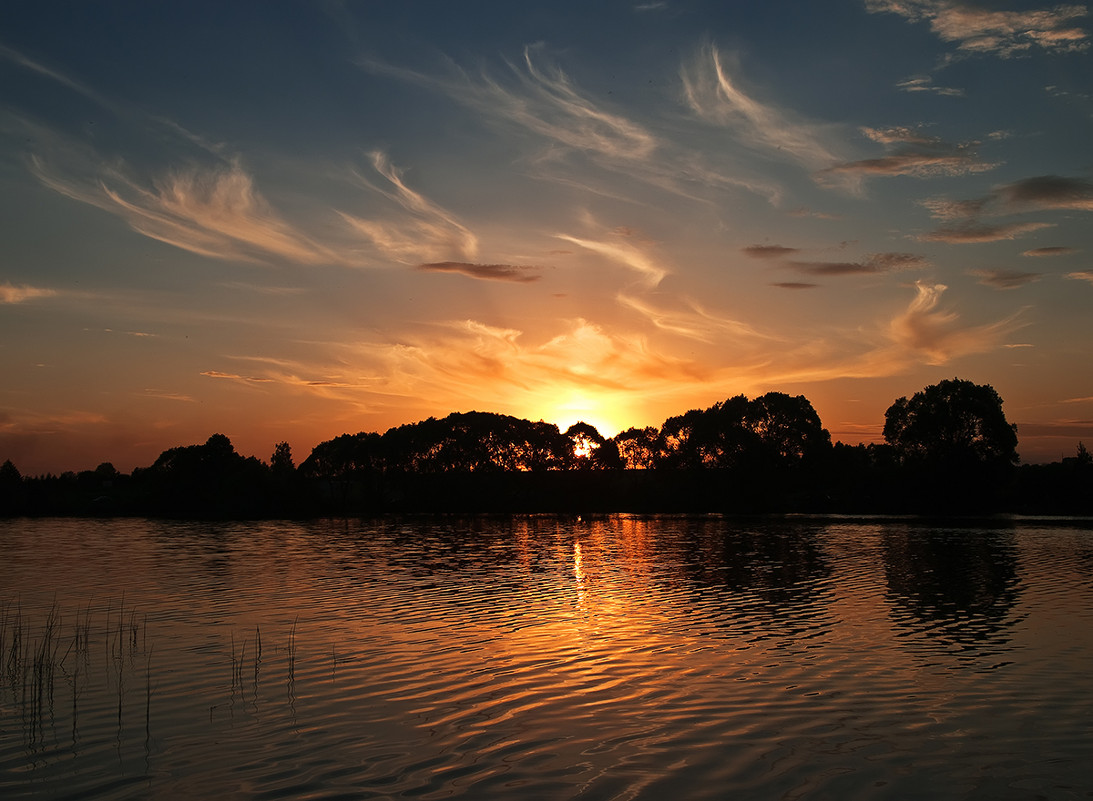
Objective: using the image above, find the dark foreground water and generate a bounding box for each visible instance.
[2,515,1092,800]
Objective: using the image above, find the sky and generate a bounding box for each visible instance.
[2,0,1092,474]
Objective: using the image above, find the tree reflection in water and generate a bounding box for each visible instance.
[882,525,1021,666]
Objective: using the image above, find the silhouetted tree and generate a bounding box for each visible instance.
[883,379,1018,467]
[564,422,621,469]
[0,459,24,515]
[300,432,385,478]
[613,426,661,469]
[0,458,21,485]
[883,378,1018,511]
[95,462,119,480]
[656,393,829,471]
[378,412,571,473]
[271,441,295,475]
[142,433,269,516]
[746,392,831,467]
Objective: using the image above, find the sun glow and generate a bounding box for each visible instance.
[542,391,628,439]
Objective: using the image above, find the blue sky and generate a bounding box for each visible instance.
[2,0,1092,472]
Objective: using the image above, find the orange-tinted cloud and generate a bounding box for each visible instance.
[866,1,1090,57]
[896,75,964,96]
[888,280,1024,363]
[0,282,56,303]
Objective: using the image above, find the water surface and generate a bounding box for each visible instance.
[2,515,1093,799]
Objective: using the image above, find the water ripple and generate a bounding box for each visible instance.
[4,515,1093,799]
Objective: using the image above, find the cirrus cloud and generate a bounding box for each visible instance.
[888,280,1025,363]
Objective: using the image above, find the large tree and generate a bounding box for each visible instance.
[883,378,1018,467]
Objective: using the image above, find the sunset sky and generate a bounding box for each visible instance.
[2,0,1092,474]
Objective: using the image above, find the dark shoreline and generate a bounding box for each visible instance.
[4,463,1091,520]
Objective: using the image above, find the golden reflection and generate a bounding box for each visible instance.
[573,539,586,613]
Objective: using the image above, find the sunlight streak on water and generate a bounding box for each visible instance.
[2,516,1093,799]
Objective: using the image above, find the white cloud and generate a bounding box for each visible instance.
[31,156,345,266]
[680,43,844,174]
[340,151,479,264]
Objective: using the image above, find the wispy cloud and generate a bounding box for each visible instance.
[788,252,928,276]
[680,42,843,174]
[866,1,1090,57]
[919,221,1054,243]
[1067,270,1093,283]
[0,44,120,113]
[0,282,56,303]
[364,44,782,205]
[896,75,965,96]
[860,126,938,145]
[970,268,1041,289]
[143,389,196,403]
[557,231,668,288]
[617,294,771,343]
[364,46,657,164]
[339,151,479,264]
[1023,246,1078,257]
[201,370,274,383]
[819,127,994,180]
[31,155,344,266]
[771,282,819,290]
[417,261,542,283]
[888,280,1025,363]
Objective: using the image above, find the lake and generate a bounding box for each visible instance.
[2,515,1093,800]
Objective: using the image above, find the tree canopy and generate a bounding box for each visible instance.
[883,379,1018,467]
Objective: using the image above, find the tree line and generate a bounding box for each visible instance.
[1,378,1090,517]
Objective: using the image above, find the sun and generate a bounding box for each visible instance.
[572,435,595,460]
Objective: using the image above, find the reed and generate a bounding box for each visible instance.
[3,600,307,742]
